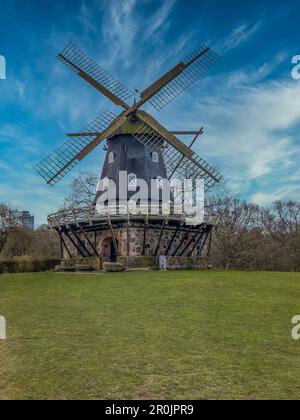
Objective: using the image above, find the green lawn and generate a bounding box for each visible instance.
[0,270,300,400]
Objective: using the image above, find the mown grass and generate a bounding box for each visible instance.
[0,270,300,400]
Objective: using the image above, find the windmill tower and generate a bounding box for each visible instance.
[35,43,222,269]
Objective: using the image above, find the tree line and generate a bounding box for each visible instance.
[207,196,300,271]
[1,173,300,271]
[0,203,59,259]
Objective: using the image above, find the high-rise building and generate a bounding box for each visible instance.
[20,211,35,230]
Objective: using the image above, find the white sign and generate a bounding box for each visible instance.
[0,316,6,340]
[159,256,167,270]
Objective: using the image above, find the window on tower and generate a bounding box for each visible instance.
[155,176,164,189]
[151,152,159,163]
[128,173,137,188]
[109,152,116,164]
[102,177,110,191]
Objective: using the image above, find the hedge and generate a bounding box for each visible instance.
[0,258,61,274]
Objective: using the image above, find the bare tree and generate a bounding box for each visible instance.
[207,195,259,269]
[0,203,20,255]
[261,201,300,240]
[63,173,98,209]
[260,201,300,269]
[2,227,60,258]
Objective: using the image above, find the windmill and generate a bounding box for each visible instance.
[37,42,222,269]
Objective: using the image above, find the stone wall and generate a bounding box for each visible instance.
[165,257,209,270]
[61,225,210,266]
[118,256,157,268]
[61,257,103,271]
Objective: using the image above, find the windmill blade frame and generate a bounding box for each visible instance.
[34,110,126,186]
[57,43,134,109]
[133,111,222,191]
[134,45,219,112]
[35,41,222,190]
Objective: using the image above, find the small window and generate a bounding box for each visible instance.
[128,173,137,188]
[109,152,116,164]
[151,152,159,163]
[103,177,110,192]
[155,176,164,189]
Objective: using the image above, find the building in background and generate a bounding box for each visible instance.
[20,211,35,230]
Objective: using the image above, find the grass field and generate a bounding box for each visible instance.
[0,270,300,400]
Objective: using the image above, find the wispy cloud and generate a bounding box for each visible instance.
[193,80,300,198]
[144,0,176,39]
[0,160,14,173]
[101,0,138,68]
[225,51,289,86]
[250,184,300,207]
[2,0,299,225]
[222,21,263,52]
[160,49,300,202]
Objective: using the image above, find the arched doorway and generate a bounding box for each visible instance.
[102,237,118,262]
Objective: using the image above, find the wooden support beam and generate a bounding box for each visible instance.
[207,226,213,257]
[179,225,203,257]
[165,226,180,256]
[80,227,99,257]
[172,230,190,257]
[72,230,93,257]
[56,228,72,259]
[64,230,86,258]
[154,219,168,256]
[94,232,98,251]
[197,227,211,257]
[127,208,130,257]
[59,232,64,259]
[188,226,206,257]
[142,216,149,255]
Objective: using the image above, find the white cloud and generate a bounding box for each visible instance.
[2,1,298,222]
[101,0,138,68]
[144,0,176,39]
[203,80,300,196]
[222,21,263,52]
[225,52,289,87]
[0,160,14,172]
[161,60,300,205]
[250,184,300,207]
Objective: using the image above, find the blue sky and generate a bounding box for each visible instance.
[1,0,300,225]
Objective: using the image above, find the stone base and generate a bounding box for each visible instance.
[164,257,209,270]
[58,221,213,272]
[103,262,126,272]
[58,255,210,271]
[61,257,103,271]
[118,256,209,270]
[118,256,157,269]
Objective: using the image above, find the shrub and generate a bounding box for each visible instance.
[0,257,60,274]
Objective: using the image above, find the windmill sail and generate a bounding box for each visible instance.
[141,46,219,111]
[132,115,222,191]
[57,43,134,109]
[35,41,223,191]
[34,110,121,186]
